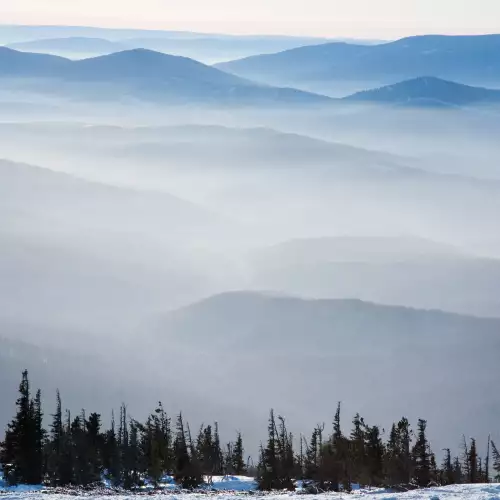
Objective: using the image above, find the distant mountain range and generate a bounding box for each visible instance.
[2,45,500,108]
[344,77,500,107]
[0,24,331,45]
[216,34,500,88]
[7,37,128,57]
[0,47,332,105]
[4,35,330,64]
[0,24,382,63]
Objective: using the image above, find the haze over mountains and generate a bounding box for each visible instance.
[217,34,500,96]
[346,76,500,107]
[0,24,385,63]
[0,47,332,105]
[1,24,500,457]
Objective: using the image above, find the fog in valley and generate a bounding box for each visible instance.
[1,29,500,459]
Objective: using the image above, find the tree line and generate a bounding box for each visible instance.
[1,371,499,491]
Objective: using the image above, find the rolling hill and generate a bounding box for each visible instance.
[6,37,128,58]
[0,45,69,76]
[148,291,500,454]
[247,236,500,317]
[344,77,500,107]
[216,34,500,88]
[0,47,332,105]
[0,123,418,181]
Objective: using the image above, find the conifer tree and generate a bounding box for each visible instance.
[127,420,142,488]
[461,435,470,481]
[257,409,279,490]
[442,448,454,485]
[276,415,294,490]
[213,422,223,475]
[485,436,490,483]
[33,389,45,484]
[156,402,173,476]
[491,441,500,481]
[384,418,412,486]
[413,419,431,487]
[468,438,478,483]
[331,402,351,491]
[304,427,319,482]
[232,432,246,475]
[86,412,103,484]
[172,413,202,488]
[57,409,74,485]
[0,370,42,485]
[453,456,463,484]
[365,425,384,486]
[46,390,64,485]
[103,411,120,485]
[429,451,438,484]
[2,371,496,491]
[350,413,366,484]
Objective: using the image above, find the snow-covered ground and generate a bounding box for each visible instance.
[2,480,500,499]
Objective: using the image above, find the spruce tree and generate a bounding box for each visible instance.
[453,456,463,484]
[156,402,173,476]
[0,370,41,485]
[442,448,454,485]
[365,425,384,487]
[47,390,64,485]
[103,411,120,486]
[257,409,279,490]
[304,427,319,482]
[173,413,202,488]
[468,438,478,483]
[398,417,413,485]
[412,419,431,487]
[58,409,74,485]
[276,416,294,490]
[350,413,366,485]
[33,389,45,484]
[331,403,351,491]
[86,413,103,484]
[485,436,490,483]
[127,420,142,488]
[461,435,470,481]
[232,432,246,475]
[213,423,224,475]
[71,413,90,485]
[491,441,500,481]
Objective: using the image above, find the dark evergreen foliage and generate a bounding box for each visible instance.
[0,370,44,485]
[413,419,431,487]
[0,371,496,491]
[491,440,500,481]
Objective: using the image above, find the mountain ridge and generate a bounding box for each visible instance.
[344,76,500,107]
[0,47,332,105]
[216,34,500,87]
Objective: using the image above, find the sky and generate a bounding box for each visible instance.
[3,0,500,38]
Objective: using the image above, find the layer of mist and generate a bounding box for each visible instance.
[1,26,500,458]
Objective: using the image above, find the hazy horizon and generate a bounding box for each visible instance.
[4,0,500,39]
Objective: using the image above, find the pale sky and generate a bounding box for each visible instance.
[3,0,500,38]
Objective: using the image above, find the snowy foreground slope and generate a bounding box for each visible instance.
[2,483,500,500]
